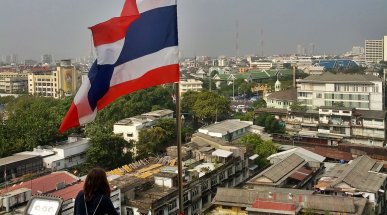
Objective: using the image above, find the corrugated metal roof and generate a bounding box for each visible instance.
[305,195,355,213]
[327,156,387,193]
[258,154,305,183]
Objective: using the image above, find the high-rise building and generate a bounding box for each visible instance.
[11,54,18,64]
[384,35,387,62]
[28,60,80,98]
[365,39,383,63]
[41,54,53,64]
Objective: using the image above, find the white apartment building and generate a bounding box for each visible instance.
[113,109,173,155]
[365,39,383,63]
[179,79,203,96]
[297,72,383,110]
[28,60,80,98]
[19,136,90,170]
[249,61,273,70]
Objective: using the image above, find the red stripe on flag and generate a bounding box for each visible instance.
[97,64,180,110]
[89,15,139,47]
[121,0,139,16]
[59,103,81,133]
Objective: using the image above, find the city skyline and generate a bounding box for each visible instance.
[1,0,387,61]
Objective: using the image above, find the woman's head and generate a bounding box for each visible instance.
[84,168,111,201]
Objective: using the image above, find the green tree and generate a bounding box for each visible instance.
[254,113,284,134]
[155,118,177,144]
[233,111,254,121]
[239,134,277,167]
[86,134,133,169]
[4,95,68,151]
[253,99,267,108]
[137,127,168,159]
[192,91,231,124]
[289,101,307,111]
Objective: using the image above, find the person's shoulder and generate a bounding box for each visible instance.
[75,190,84,200]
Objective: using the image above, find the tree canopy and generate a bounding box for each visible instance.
[254,113,285,134]
[239,133,277,167]
[86,134,133,170]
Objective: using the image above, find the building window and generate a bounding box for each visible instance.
[183,193,189,203]
[68,157,72,162]
[168,200,177,211]
[56,161,61,167]
[316,93,322,98]
[211,177,218,186]
[156,209,164,215]
[201,181,209,191]
[192,201,199,212]
[127,133,133,137]
[191,187,199,198]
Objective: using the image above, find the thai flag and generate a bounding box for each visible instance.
[59,0,179,133]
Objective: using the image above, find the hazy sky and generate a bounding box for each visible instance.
[1,0,386,60]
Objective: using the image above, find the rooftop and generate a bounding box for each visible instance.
[248,154,308,186]
[50,182,84,201]
[141,109,173,118]
[299,72,382,84]
[0,154,40,166]
[267,88,297,101]
[0,171,78,195]
[198,119,252,136]
[357,110,387,120]
[267,147,326,163]
[317,155,386,193]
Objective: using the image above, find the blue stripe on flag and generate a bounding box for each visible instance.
[87,61,115,110]
[115,5,178,66]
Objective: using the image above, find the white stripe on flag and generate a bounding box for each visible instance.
[136,0,176,14]
[110,46,179,87]
[73,77,96,125]
[96,38,125,65]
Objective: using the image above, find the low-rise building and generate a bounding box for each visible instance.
[254,107,387,147]
[0,154,43,184]
[265,88,297,109]
[197,119,253,142]
[113,109,174,155]
[109,121,251,215]
[315,155,387,214]
[246,154,323,189]
[19,136,90,171]
[210,187,369,215]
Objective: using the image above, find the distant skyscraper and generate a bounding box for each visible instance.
[41,54,53,64]
[4,55,11,64]
[297,44,305,56]
[11,54,18,64]
[365,39,383,63]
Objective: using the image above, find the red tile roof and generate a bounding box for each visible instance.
[307,147,353,161]
[252,198,297,212]
[51,182,84,201]
[289,167,313,181]
[0,172,78,195]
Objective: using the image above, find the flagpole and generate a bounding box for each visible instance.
[175,82,184,215]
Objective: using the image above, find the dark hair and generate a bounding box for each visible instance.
[84,168,111,201]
